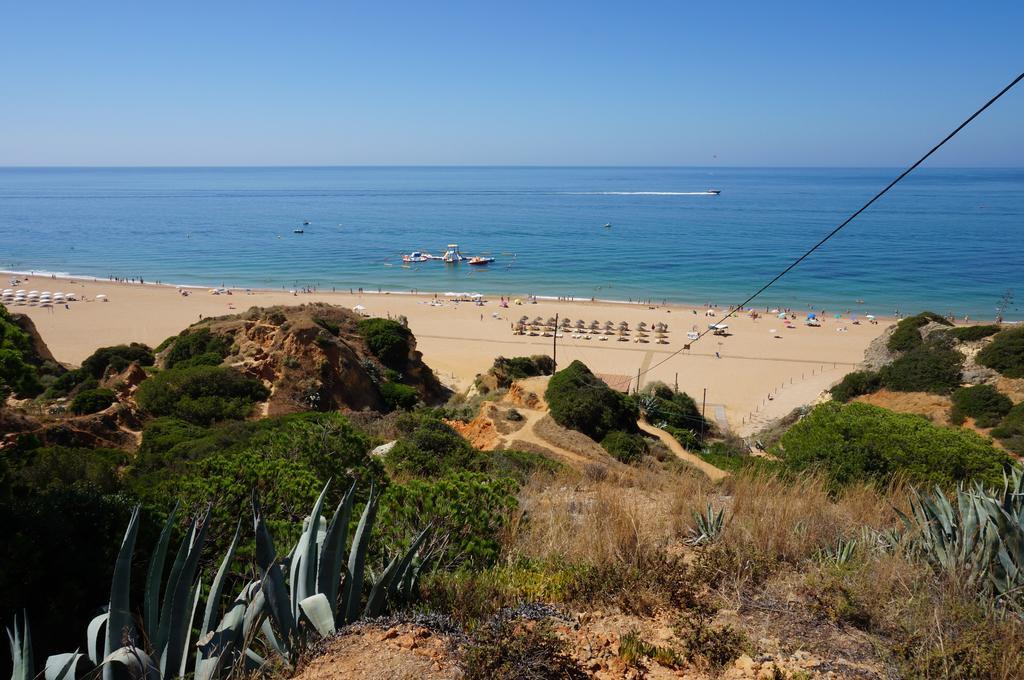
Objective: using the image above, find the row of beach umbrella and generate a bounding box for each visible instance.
[1,289,90,305]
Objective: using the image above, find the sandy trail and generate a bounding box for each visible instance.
[637,420,729,481]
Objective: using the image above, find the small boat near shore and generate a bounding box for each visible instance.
[468,256,495,266]
[402,251,434,263]
[293,229,304,234]
[705,189,721,195]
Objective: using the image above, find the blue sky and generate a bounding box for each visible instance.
[1,1,1021,166]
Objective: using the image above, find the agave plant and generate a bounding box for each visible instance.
[899,468,1024,612]
[7,480,431,680]
[687,501,726,545]
[253,480,429,668]
[814,537,858,567]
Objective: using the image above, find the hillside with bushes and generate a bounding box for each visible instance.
[4,310,1024,679]
[829,313,1024,457]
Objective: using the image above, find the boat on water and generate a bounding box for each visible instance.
[303,220,310,225]
[402,251,434,263]
[293,229,304,234]
[468,256,495,266]
[706,190,721,195]
[603,223,612,228]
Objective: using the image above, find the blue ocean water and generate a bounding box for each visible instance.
[0,166,1021,319]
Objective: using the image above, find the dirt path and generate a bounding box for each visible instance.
[637,420,729,481]
[500,407,592,466]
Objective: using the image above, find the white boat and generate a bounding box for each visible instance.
[402,251,433,263]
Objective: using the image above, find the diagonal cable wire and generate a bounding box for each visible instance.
[610,71,1024,391]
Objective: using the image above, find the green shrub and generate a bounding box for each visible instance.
[640,382,710,438]
[0,348,41,398]
[379,381,419,411]
[992,403,1024,455]
[69,387,116,415]
[699,440,752,474]
[313,317,340,336]
[378,471,517,569]
[948,325,1001,343]
[545,360,638,441]
[163,328,231,368]
[80,343,154,378]
[486,449,563,483]
[601,430,648,463]
[830,370,882,402]
[887,312,952,353]
[385,413,479,478]
[950,384,1013,427]
[663,424,700,449]
[976,327,1024,378]
[132,411,377,552]
[135,365,269,425]
[486,355,555,389]
[879,345,963,394]
[778,401,1010,488]
[357,318,411,368]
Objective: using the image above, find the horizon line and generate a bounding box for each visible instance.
[1,164,1022,170]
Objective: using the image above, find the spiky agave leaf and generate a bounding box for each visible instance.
[318,482,355,619]
[290,482,330,622]
[159,507,211,679]
[144,503,179,642]
[201,521,242,638]
[369,525,432,617]
[44,651,89,680]
[297,594,336,638]
[6,612,33,680]
[252,494,296,656]
[342,482,379,624]
[86,614,107,666]
[105,507,141,680]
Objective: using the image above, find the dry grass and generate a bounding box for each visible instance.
[506,464,710,567]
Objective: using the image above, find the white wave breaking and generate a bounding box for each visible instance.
[561,191,717,196]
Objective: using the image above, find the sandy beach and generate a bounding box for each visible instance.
[4,272,891,434]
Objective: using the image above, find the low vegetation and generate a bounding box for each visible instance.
[947,323,1001,342]
[600,430,648,463]
[949,383,1013,427]
[135,365,270,425]
[482,354,555,390]
[357,318,412,368]
[829,369,882,402]
[886,311,952,353]
[878,342,963,394]
[162,327,232,368]
[778,401,1010,488]
[638,381,711,443]
[992,403,1024,455]
[545,360,638,441]
[976,325,1024,377]
[69,387,116,414]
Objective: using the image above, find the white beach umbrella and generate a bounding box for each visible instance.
[353,304,367,311]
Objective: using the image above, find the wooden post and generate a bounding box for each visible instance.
[552,313,558,372]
